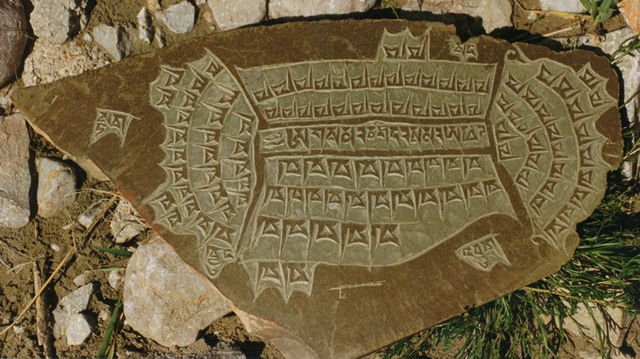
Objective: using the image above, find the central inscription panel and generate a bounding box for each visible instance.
[140,27,616,303]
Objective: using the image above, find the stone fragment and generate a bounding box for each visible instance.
[564,304,630,351]
[30,0,88,44]
[137,7,154,44]
[538,0,585,13]
[65,313,93,345]
[110,199,147,243]
[36,158,77,218]
[12,20,624,359]
[0,0,27,88]
[400,0,512,32]
[269,0,375,18]
[73,271,90,286]
[156,1,196,34]
[78,201,107,228]
[123,236,231,347]
[53,283,95,340]
[206,0,266,30]
[0,114,31,228]
[93,24,134,61]
[107,269,123,290]
[154,26,166,48]
[22,40,111,87]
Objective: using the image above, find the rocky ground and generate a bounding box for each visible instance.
[0,0,638,358]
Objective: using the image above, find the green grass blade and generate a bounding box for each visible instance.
[98,299,122,359]
[93,246,133,258]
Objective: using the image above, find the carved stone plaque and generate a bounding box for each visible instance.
[12,20,622,359]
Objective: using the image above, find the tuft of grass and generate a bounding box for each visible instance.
[580,0,619,24]
[385,166,640,358]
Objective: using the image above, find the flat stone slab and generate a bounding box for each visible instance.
[12,20,623,358]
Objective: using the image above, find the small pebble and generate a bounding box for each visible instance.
[50,243,61,252]
[107,269,123,290]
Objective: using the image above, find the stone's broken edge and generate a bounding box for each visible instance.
[9,19,625,359]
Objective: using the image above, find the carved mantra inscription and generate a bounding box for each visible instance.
[142,28,615,302]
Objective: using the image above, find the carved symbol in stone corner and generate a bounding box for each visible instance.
[455,235,511,272]
[449,37,478,62]
[89,108,139,147]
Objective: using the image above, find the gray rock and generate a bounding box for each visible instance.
[137,7,154,44]
[155,26,166,48]
[72,271,90,287]
[78,201,107,228]
[123,236,231,347]
[36,158,77,218]
[400,0,513,33]
[0,114,31,228]
[22,39,111,87]
[110,199,147,243]
[156,1,196,34]
[93,24,134,61]
[53,283,95,340]
[269,0,375,18]
[563,304,630,351]
[538,0,584,13]
[30,0,88,44]
[107,269,123,290]
[207,0,266,30]
[0,0,27,88]
[65,313,93,345]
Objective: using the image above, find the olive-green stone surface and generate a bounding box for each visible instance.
[12,19,623,359]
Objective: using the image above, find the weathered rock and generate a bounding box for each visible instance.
[564,304,630,351]
[110,199,147,243]
[537,0,585,13]
[65,313,93,345]
[269,0,375,18]
[93,24,134,62]
[0,114,31,228]
[206,0,266,30]
[30,0,88,44]
[137,7,154,44]
[401,0,512,32]
[0,0,27,88]
[53,283,95,341]
[36,158,77,218]
[12,20,623,358]
[78,201,107,228]
[123,236,231,347]
[22,39,111,87]
[156,1,196,34]
[107,269,123,290]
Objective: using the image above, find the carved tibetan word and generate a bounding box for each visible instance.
[12,20,622,359]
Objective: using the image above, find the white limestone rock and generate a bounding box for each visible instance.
[36,158,77,218]
[0,0,27,87]
[21,39,111,87]
[0,114,31,228]
[400,0,513,32]
[93,24,134,61]
[269,0,376,18]
[107,269,123,290]
[30,0,89,44]
[78,201,107,228]
[53,283,95,342]
[156,1,196,34]
[65,313,93,346]
[538,0,585,13]
[137,7,154,44]
[123,236,231,347]
[207,0,266,30]
[110,199,147,243]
